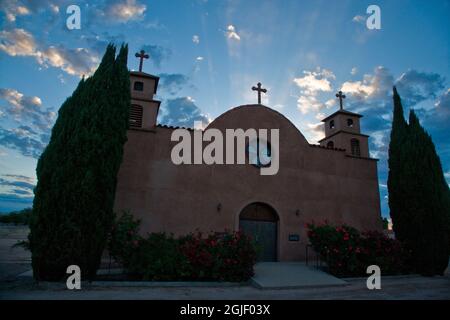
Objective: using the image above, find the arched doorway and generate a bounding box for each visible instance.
[239,202,278,262]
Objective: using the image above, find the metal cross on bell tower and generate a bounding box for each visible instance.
[135,50,149,72]
[252,82,267,105]
[336,90,346,110]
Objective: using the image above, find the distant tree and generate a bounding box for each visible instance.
[29,44,130,281]
[0,208,32,225]
[388,86,450,275]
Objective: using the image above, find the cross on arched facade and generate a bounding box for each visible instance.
[135,50,149,72]
[336,91,346,110]
[252,82,267,105]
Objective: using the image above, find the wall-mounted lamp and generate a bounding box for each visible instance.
[217,203,222,212]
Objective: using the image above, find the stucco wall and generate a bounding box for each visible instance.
[114,105,382,261]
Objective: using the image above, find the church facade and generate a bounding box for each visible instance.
[113,69,382,262]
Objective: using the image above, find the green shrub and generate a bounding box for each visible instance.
[108,211,141,268]
[108,214,257,282]
[0,208,32,225]
[307,222,410,277]
[128,233,191,281]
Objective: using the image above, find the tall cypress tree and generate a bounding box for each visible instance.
[388,87,450,275]
[388,87,410,246]
[29,44,130,280]
[404,111,450,275]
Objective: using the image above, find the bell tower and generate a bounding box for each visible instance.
[129,50,161,130]
[319,91,370,158]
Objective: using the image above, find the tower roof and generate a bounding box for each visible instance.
[318,130,369,143]
[130,71,159,81]
[321,109,363,123]
[130,71,160,94]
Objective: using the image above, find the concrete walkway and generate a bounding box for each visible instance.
[251,262,347,289]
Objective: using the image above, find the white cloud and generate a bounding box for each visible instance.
[351,67,358,75]
[57,74,65,84]
[0,28,99,77]
[325,99,335,108]
[315,112,325,120]
[0,0,64,24]
[306,122,325,142]
[293,69,334,95]
[341,66,445,116]
[192,35,200,44]
[0,88,41,111]
[293,68,335,114]
[159,97,210,128]
[226,25,241,41]
[341,80,376,96]
[371,130,389,150]
[37,46,99,76]
[396,70,445,107]
[0,88,55,130]
[352,15,365,23]
[196,56,204,61]
[50,4,59,14]
[104,0,147,22]
[296,95,325,115]
[0,28,36,56]
[340,66,393,102]
[0,1,30,22]
[434,89,450,121]
[336,66,449,170]
[0,88,56,158]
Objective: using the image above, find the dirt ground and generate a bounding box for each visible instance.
[1,224,449,300]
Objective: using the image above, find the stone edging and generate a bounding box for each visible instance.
[28,280,249,290]
[341,274,422,281]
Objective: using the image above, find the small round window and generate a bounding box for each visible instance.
[246,138,271,168]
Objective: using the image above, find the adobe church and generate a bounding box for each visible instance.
[114,53,382,261]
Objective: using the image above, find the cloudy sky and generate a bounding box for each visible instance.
[0,0,449,216]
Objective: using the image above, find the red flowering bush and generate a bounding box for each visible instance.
[180,231,257,281]
[307,222,410,277]
[127,233,191,280]
[108,214,257,281]
[359,231,410,275]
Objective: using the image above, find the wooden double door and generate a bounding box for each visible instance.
[239,202,278,262]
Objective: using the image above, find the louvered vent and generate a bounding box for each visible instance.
[129,104,143,128]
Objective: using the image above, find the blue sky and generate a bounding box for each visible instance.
[0,0,449,216]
